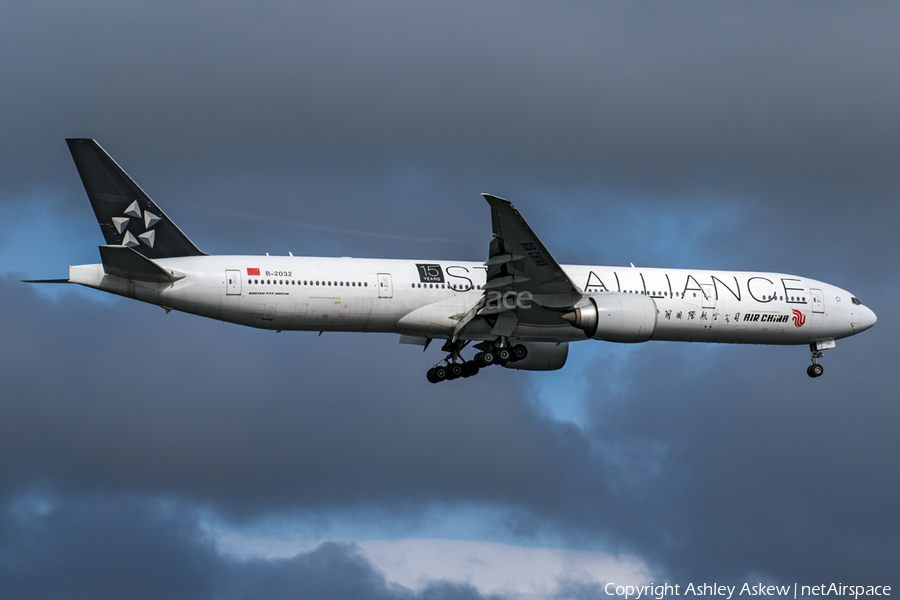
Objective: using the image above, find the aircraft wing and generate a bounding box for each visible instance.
[455,194,584,339]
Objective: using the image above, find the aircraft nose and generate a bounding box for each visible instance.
[865,306,877,330]
[856,305,877,332]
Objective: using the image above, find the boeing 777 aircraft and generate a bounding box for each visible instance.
[29,139,877,381]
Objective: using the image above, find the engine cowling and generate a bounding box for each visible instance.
[501,341,569,371]
[563,293,657,343]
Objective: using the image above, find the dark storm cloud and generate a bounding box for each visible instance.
[3,268,897,587]
[1,0,898,594]
[572,340,900,585]
[0,494,494,600]
[0,277,603,518]
[3,1,900,193]
[4,0,897,277]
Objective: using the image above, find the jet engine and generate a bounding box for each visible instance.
[562,293,657,343]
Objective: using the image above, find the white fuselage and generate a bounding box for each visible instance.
[67,255,876,346]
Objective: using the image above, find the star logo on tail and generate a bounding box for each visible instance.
[111,200,161,248]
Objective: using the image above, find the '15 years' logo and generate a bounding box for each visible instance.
[416,264,444,283]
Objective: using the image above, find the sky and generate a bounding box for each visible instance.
[1,1,898,598]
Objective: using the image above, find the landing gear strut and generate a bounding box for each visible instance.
[426,338,528,383]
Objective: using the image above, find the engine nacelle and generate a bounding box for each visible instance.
[563,293,657,343]
[501,341,569,371]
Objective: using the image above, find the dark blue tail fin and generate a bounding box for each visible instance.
[66,138,205,258]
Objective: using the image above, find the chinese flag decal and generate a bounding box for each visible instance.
[247,268,260,276]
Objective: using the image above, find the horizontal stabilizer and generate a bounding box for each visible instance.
[99,245,182,283]
[22,278,71,284]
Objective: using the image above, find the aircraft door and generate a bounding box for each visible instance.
[226,270,242,295]
[377,273,393,298]
[811,288,824,313]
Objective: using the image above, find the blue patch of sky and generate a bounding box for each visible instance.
[7,492,59,523]
[526,342,644,428]
[520,183,752,271]
[170,163,480,261]
[0,191,117,303]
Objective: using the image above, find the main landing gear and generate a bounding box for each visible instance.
[807,342,826,378]
[426,339,528,383]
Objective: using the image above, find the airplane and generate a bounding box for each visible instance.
[27,139,877,382]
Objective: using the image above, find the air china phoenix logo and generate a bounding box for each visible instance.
[791,308,806,327]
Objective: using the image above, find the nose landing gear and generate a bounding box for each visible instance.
[807,340,834,378]
[426,339,528,383]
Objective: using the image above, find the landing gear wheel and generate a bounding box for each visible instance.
[496,347,512,364]
[480,350,497,366]
[427,368,439,384]
[447,363,464,380]
[512,344,528,361]
[432,365,448,382]
[808,363,824,378]
[461,361,479,377]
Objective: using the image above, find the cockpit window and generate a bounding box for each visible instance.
[851,297,861,305]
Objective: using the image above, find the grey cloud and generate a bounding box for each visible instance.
[0,494,495,600]
[4,0,897,285]
[569,341,900,584]
[1,0,897,592]
[0,277,604,518]
[2,1,900,196]
[3,269,897,587]
[0,494,218,600]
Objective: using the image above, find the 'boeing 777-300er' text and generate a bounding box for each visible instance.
[28,139,877,381]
